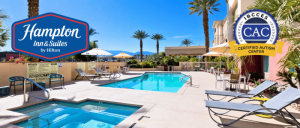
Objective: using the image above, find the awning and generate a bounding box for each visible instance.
[165,46,206,56]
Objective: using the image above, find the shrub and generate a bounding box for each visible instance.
[189,57,198,62]
[168,59,177,66]
[127,60,132,65]
[150,62,157,68]
[249,72,264,82]
[129,64,141,68]
[131,59,138,64]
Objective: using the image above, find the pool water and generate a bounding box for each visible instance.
[101,72,188,93]
[13,100,140,128]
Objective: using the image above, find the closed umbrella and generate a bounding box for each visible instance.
[81,48,112,69]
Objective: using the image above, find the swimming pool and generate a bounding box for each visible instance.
[100,72,188,93]
[13,100,140,128]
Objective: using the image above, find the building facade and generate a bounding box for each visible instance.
[212,18,228,47]
[0,52,20,62]
[210,0,292,81]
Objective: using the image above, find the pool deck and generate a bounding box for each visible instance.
[0,71,299,128]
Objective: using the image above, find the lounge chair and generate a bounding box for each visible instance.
[94,68,113,78]
[49,74,64,89]
[9,76,32,94]
[205,87,300,127]
[206,80,277,101]
[75,69,98,81]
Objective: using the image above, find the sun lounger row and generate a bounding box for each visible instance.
[205,80,300,127]
[75,68,114,81]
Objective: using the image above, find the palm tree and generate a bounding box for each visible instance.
[89,27,99,36]
[28,0,39,62]
[132,30,149,62]
[28,0,39,18]
[181,39,194,46]
[151,34,164,55]
[188,0,220,53]
[0,10,9,47]
[136,54,140,61]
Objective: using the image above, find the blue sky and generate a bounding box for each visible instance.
[0,0,227,53]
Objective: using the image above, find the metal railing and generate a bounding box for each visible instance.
[24,78,50,102]
[109,73,121,80]
[180,75,192,86]
[180,62,227,71]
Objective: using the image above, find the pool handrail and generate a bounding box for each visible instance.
[180,75,192,86]
[24,78,50,102]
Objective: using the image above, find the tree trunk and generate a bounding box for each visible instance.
[140,39,143,62]
[28,0,39,62]
[28,0,39,18]
[294,66,300,88]
[157,40,159,55]
[203,10,210,67]
[203,10,209,53]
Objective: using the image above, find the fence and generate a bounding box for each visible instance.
[0,62,126,88]
[180,62,227,71]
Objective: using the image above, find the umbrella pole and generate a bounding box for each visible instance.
[220,56,221,74]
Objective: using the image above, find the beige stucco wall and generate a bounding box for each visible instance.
[227,0,257,41]
[0,62,126,88]
[223,19,228,40]
[165,46,206,56]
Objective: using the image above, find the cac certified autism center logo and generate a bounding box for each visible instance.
[12,13,89,61]
[229,9,284,56]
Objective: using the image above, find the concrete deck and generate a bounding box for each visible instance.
[0,71,299,128]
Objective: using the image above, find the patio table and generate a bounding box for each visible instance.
[123,67,128,73]
[220,74,246,91]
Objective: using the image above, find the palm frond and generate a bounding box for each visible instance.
[187,0,220,16]
[151,34,164,40]
[181,39,194,46]
[132,30,149,40]
[89,27,99,36]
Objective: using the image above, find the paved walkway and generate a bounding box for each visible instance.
[0,71,299,128]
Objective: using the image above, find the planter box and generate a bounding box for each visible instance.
[0,86,9,96]
[33,82,47,91]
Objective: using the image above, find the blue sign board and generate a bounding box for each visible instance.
[12,13,89,61]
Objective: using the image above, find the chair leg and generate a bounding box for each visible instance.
[75,75,79,80]
[85,76,90,81]
[215,81,217,89]
[14,85,16,94]
[9,83,12,94]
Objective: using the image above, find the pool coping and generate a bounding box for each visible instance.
[3,71,186,127]
[5,98,155,128]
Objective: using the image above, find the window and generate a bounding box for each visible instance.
[263,56,269,72]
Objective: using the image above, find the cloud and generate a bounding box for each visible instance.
[172,35,191,38]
